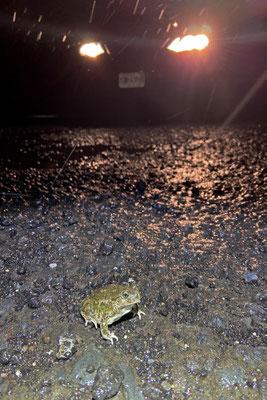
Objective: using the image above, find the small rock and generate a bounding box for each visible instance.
[0,350,11,365]
[28,297,41,309]
[99,242,113,256]
[10,228,17,238]
[249,304,266,325]
[86,364,96,374]
[56,337,77,360]
[215,366,247,388]
[244,272,259,284]
[212,316,223,328]
[142,382,167,400]
[49,263,57,269]
[187,360,200,374]
[18,236,29,244]
[161,380,173,391]
[158,306,169,317]
[62,280,74,290]
[92,365,124,400]
[16,265,27,275]
[185,277,199,288]
[256,291,267,302]
[86,264,97,275]
[198,368,208,378]
[0,218,11,226]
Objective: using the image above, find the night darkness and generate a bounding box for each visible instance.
[0,0,266,125]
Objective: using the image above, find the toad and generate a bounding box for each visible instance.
[81,283,144,344]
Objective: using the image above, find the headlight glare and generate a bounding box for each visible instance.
[167,34,209,53]
[79,42,105,58]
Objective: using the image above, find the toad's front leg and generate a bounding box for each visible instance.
[132,303,145,320]
[100,321,118,345]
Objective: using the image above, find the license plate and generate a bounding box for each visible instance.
[118,71,145,88]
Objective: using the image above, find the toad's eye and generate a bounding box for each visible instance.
[122,291,129,298]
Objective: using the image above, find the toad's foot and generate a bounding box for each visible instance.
[100,322,118,344]
[137,309,145,320]
[103,332,118,345]
[84,319,98,329]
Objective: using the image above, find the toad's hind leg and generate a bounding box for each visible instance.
[100,321,118,345]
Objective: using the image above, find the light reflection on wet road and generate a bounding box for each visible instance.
[0,125,265,209]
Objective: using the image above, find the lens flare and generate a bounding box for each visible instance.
[167,34,209,53]
[79,42,105,58]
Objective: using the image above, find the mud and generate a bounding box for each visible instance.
[0,124,266,399]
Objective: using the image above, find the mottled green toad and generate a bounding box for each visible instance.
[81,283,144,344]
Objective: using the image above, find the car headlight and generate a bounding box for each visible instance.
[79,42,105,58]
[167,34,209,53]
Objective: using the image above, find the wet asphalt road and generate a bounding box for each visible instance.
[0,124,266,207]
[0,124,266,400]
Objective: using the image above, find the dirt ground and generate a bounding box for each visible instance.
[0,124,266,399]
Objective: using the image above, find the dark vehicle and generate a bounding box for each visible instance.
[1,0,267,124]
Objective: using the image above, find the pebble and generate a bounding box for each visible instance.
[0,350,11,365]
[142,382,167,400]
[249,304,265,324]
[244,272,259,283]
[198,368,208,378]
[56,337,77,360]
[161,380,173,391]
[28,297,41,309]
[215,366,247,388]
[0,218,11,226]
[92,365,124,400]
[49,263,57,269]
[256,291,267,301]
[158,306,169,317]
[185,277,199,288]
[10,228,17,238]
[99,242,113,256]
[62,279,74,290]
[187,360,200,374]
[212,316,223,328]
[86,364,96,374]
[16,265,27,275]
